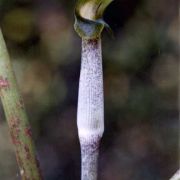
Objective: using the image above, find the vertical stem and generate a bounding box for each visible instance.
[77,38,104,180]
[0,29,42,179]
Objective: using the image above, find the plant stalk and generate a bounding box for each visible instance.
[0,29,43,179]
[77,37,104,180]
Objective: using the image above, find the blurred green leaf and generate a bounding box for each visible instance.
[2,8,34,43]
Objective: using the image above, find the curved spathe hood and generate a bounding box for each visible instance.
[74,0,113,39]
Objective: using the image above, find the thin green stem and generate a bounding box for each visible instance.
[0,29,43,179]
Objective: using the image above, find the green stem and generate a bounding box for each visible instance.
[0,29,43,179]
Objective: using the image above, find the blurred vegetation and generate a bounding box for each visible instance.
[0,0,178,179]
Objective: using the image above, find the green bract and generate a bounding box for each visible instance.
[74,0,113,39]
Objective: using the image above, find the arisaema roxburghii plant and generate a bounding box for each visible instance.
[74,0,113,179]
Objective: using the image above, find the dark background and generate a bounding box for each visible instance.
[0,0,179,179]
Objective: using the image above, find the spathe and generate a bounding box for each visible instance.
[74,0,113,39]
